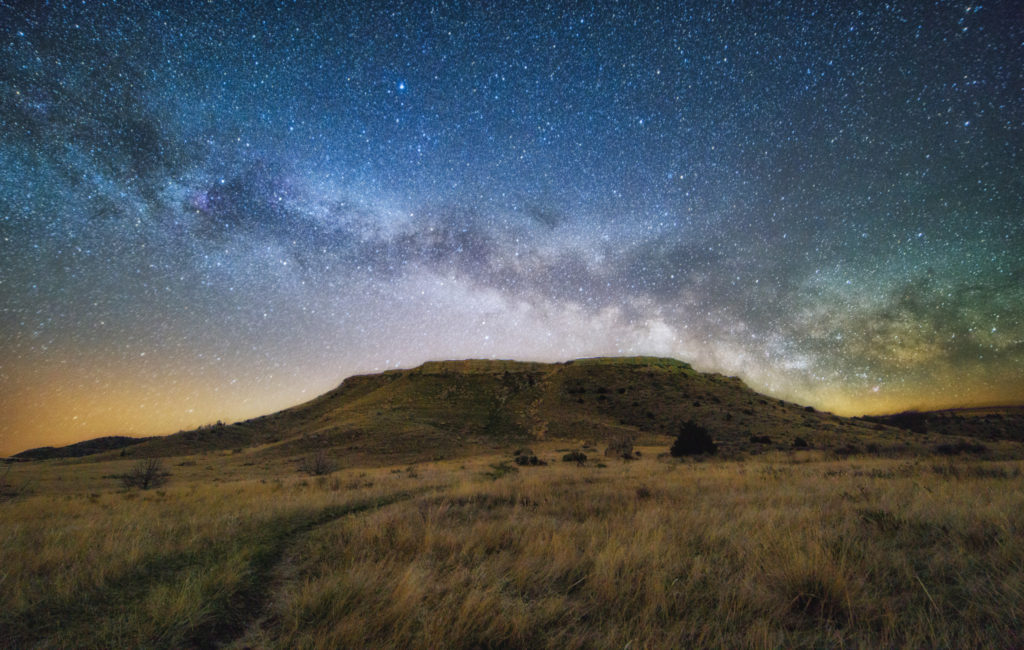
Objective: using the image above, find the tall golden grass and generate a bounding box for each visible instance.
[2,451,1023,648]
[0,465,449,648]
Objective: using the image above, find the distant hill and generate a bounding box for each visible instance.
[862,406,1024,442]
[11,435,155,460]
[112,356,915,461]
[16,357,1018,463]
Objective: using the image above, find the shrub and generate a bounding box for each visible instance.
[886,410,929,434]
[120,459,169,490]
[670,421,717,457]
[792,436,809,449]
[485,461,519,479]
[832,443,860,457]
[299,450,337,476]
[514,454,547,466]
[605,436,635,460]
[749,435,772,444]
[562,451,587,465]
[935,440,988,455]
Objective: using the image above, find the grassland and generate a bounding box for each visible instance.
[3,443,1024,648]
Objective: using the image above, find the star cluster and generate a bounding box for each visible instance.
[1,1,1022,454]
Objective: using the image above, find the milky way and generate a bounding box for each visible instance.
[2,1,1022,454]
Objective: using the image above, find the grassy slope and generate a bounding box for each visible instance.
[96,356,959,463]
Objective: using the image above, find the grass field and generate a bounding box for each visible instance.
[3,445,1024,648]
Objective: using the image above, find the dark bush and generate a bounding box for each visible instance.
[749,435,772,444]
[485,461,518,479]
[886,410,929,434]
[832,443,860,456]
[562,451,587,465]
[515,454,547,466]
[670,420,717,457]
[120,458,169,490]
[299,450,337,476]
[605,436,635,460]
[792,436,809,449]
[935,440,988,455]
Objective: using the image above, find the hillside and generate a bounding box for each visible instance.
[863,407,1024,442]
[11,435,155,461]
[92,356,930,462]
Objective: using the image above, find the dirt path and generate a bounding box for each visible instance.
[186,489,430,649]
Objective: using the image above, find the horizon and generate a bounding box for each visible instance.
[5,353,1023,457]
[2,2,1022,456]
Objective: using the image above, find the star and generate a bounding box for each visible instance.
[0,0,1021,454]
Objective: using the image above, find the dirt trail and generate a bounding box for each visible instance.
[187,489,429,649]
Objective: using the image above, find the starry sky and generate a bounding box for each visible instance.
[2,1,1022,455]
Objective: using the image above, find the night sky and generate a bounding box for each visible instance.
[2,1,1022,455]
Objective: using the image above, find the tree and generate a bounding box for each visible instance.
[299,450,337,476]
[562,451,587,465]
[670,420,717,457]
[120,458,169,489]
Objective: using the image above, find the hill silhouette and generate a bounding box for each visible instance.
[863,406,1024,442]
[92,357,911,461]
[12,357,1018,462]
[11,435,155,461]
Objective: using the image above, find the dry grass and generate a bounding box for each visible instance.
[2,449,1024,648]
[0,464,451,648]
